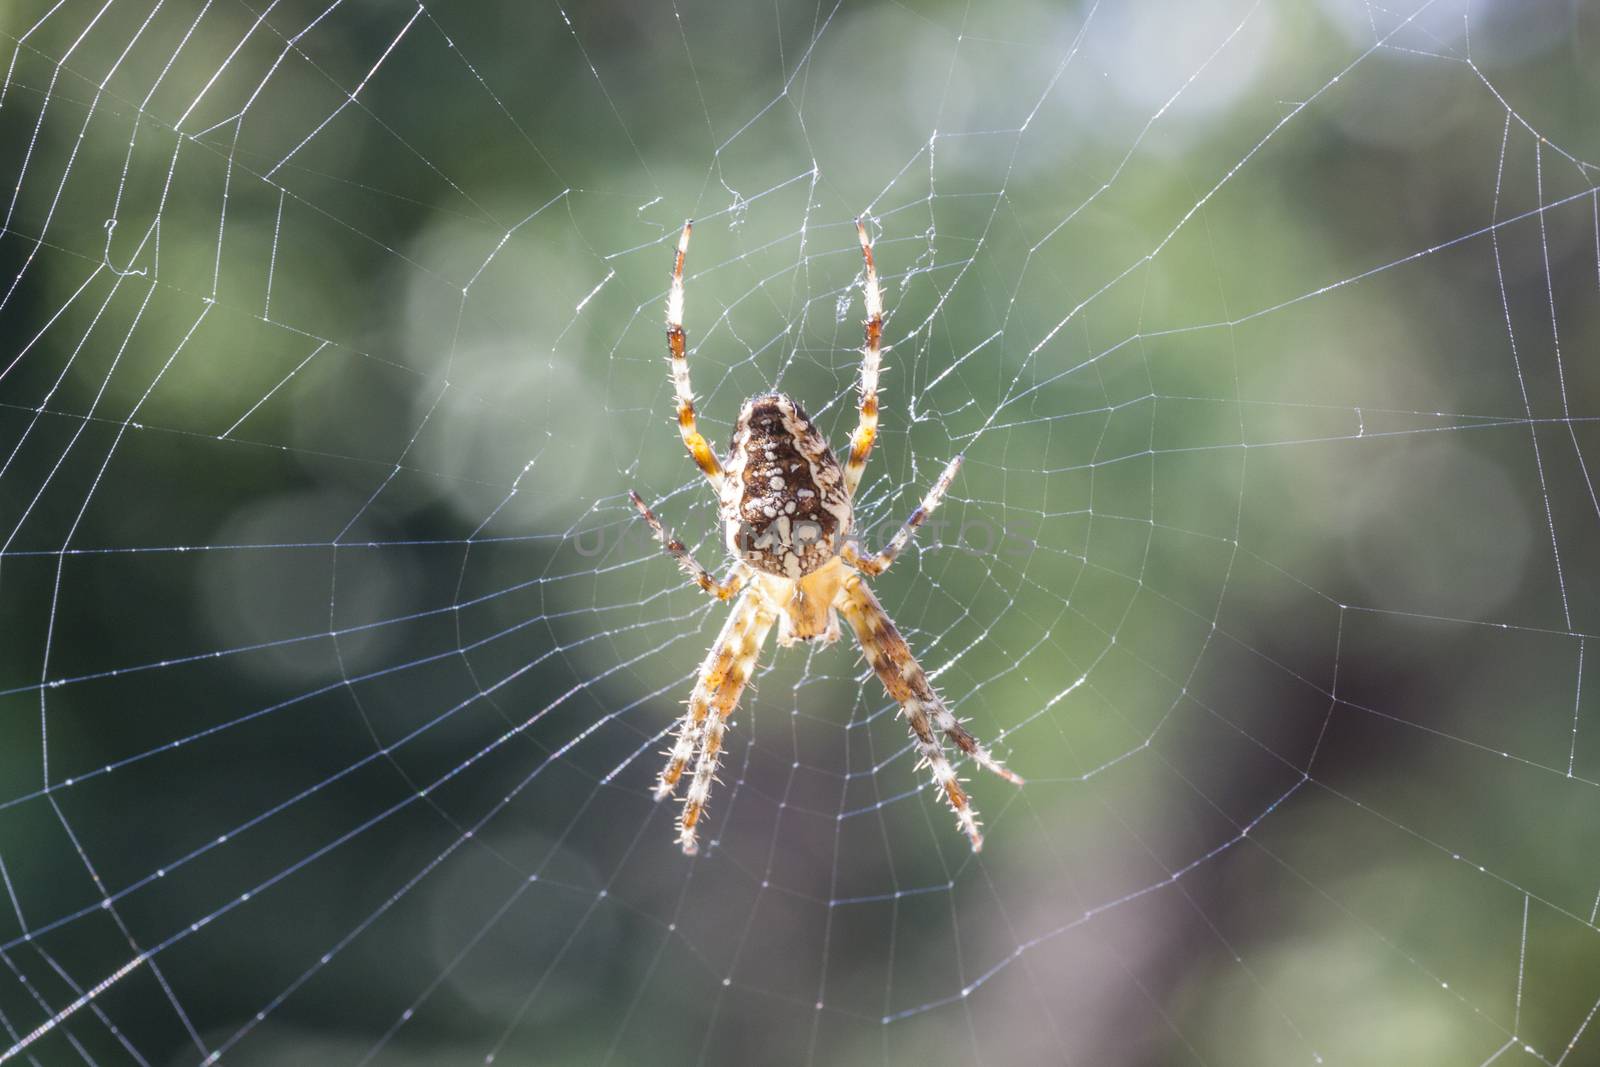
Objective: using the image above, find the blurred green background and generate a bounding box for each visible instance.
[2,0,1599,1064]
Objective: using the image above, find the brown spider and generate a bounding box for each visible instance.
[630,219,1022,855]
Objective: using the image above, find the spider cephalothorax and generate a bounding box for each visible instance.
[630,219,1022,855]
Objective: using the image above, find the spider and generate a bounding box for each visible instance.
[630,219,1022,855]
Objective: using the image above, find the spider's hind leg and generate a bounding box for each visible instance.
[664,221,724,489]
[843,219,884,499]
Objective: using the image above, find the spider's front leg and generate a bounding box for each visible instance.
[837,574,1021,851]
[651,586,753,801]
[661,591,776,855]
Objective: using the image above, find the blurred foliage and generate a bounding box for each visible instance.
[2,0,1599,1064]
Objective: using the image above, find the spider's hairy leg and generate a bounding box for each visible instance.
[843,218,883,499]
[838,575,1022,851]
[666,220,724,489]
[843,455,962,577]
[653,586,766,805]
[677,596,777,855]
[630,491,746,600]
[838,575,980,848]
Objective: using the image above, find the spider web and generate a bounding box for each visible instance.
[1,0,1598,1063]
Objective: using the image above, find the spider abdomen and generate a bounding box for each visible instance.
[722,393,851,579]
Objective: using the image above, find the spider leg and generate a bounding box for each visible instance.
[666,220,724,489]
[653,585,761,809]
[676,596,777,855]
[842,219,883,499]
[837,575,1022,852]
[630,491,746,600]
[842,455,962,577]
